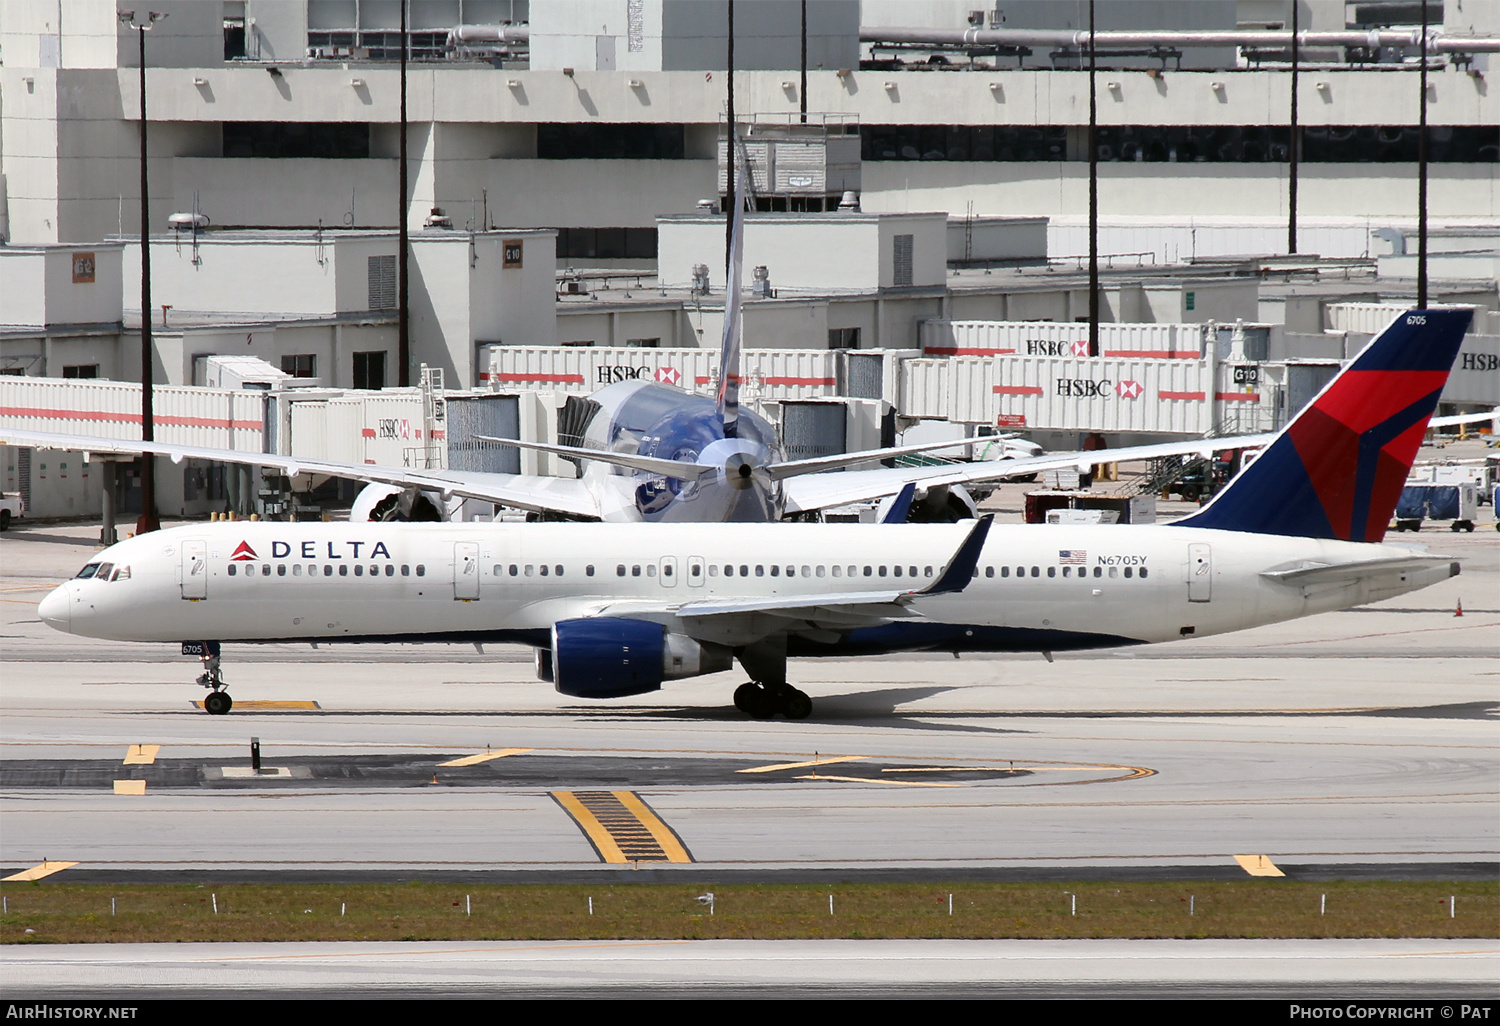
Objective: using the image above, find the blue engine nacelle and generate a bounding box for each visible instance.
[550,618,732,699]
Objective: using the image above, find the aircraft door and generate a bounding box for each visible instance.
[181,540,208,600]
[454,542,481,600]
[659,556,678,588]
[1187,543,1211,602]
[687,556,705,587]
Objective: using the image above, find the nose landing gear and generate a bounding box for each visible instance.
[193,646,233,715]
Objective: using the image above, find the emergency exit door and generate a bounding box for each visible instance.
[454,542,480,600]
[181,540,208,600]
[1187,543,1212,602]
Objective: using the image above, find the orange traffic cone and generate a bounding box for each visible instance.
[1454,598,1463,617]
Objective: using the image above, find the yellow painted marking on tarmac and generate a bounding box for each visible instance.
[551,791,693,864]
[737,755,867,774]
[552,791,628,864]
[437,748,533,767]
[123,745,159,765]
[1234,854,1286,877]
[113,779,146,795]
[793,774,964,788]
[612,790,692,863]
[190,700,321,711]
[3,861,79,881]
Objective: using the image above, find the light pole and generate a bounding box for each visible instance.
[119,9,166,533]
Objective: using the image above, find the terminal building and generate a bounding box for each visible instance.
[1,1,1496,518]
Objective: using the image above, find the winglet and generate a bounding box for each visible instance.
[882,483,916,524]
[925,515,993,595]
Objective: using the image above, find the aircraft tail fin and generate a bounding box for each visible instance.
[1180,308,1472,542]
[717,136,748,439]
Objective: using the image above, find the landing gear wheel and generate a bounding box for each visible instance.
[734,682,775,719]
[203,691,233,715]
[782,689,813,721]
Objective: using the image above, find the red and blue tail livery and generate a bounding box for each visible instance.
[1182,308,1473,542]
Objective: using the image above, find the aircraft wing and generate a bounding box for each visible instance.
[0,428,602,519]
[779,433,1280,514]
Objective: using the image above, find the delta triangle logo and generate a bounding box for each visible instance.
[230,541,258,561]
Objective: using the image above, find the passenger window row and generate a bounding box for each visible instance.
[227,563,425,578]
[213,559,1147,583]
[976,565,1149,579]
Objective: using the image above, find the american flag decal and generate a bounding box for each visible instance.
[1058,550,1087,564]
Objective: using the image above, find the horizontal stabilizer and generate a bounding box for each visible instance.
[473,434,718,481]
[1260,554,1459,589]
[766,438,983,481]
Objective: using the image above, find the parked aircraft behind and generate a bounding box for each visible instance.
[35,310,1473,719]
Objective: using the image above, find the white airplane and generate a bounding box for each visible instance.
[34,310,1474,719]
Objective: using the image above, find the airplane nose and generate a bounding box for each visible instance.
[38,583,72,633]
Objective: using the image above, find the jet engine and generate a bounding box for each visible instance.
[548,618,733,698]
[878,483,980,523]
[350,483,446,522]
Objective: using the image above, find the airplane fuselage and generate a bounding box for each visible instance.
[39,521,1454,660]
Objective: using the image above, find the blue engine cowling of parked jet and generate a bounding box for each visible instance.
[549,618,733,698]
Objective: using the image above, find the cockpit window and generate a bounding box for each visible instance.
[113,566,130,581]
[96,563,114,581]
[74,563,101,579]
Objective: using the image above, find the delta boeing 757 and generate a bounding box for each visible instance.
[35,310,1473,719]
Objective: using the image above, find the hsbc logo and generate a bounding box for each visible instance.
[1056,378,1112,398]
[597,366,649,384]
[654,367,682,385]
[1024,339,1092,357]
[1115,380,1144,399]
[1025,339,1081,357]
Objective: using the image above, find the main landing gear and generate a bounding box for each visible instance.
[196,651,233,715]
[731,638,811,720]
[733,681,812,720]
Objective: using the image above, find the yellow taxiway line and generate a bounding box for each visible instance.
[437,748,533,767]
[552,790,693,864]
[4,861,79,882]
[737,755,867,774]
[794,774,965,788]
[1234,854,1286,877]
